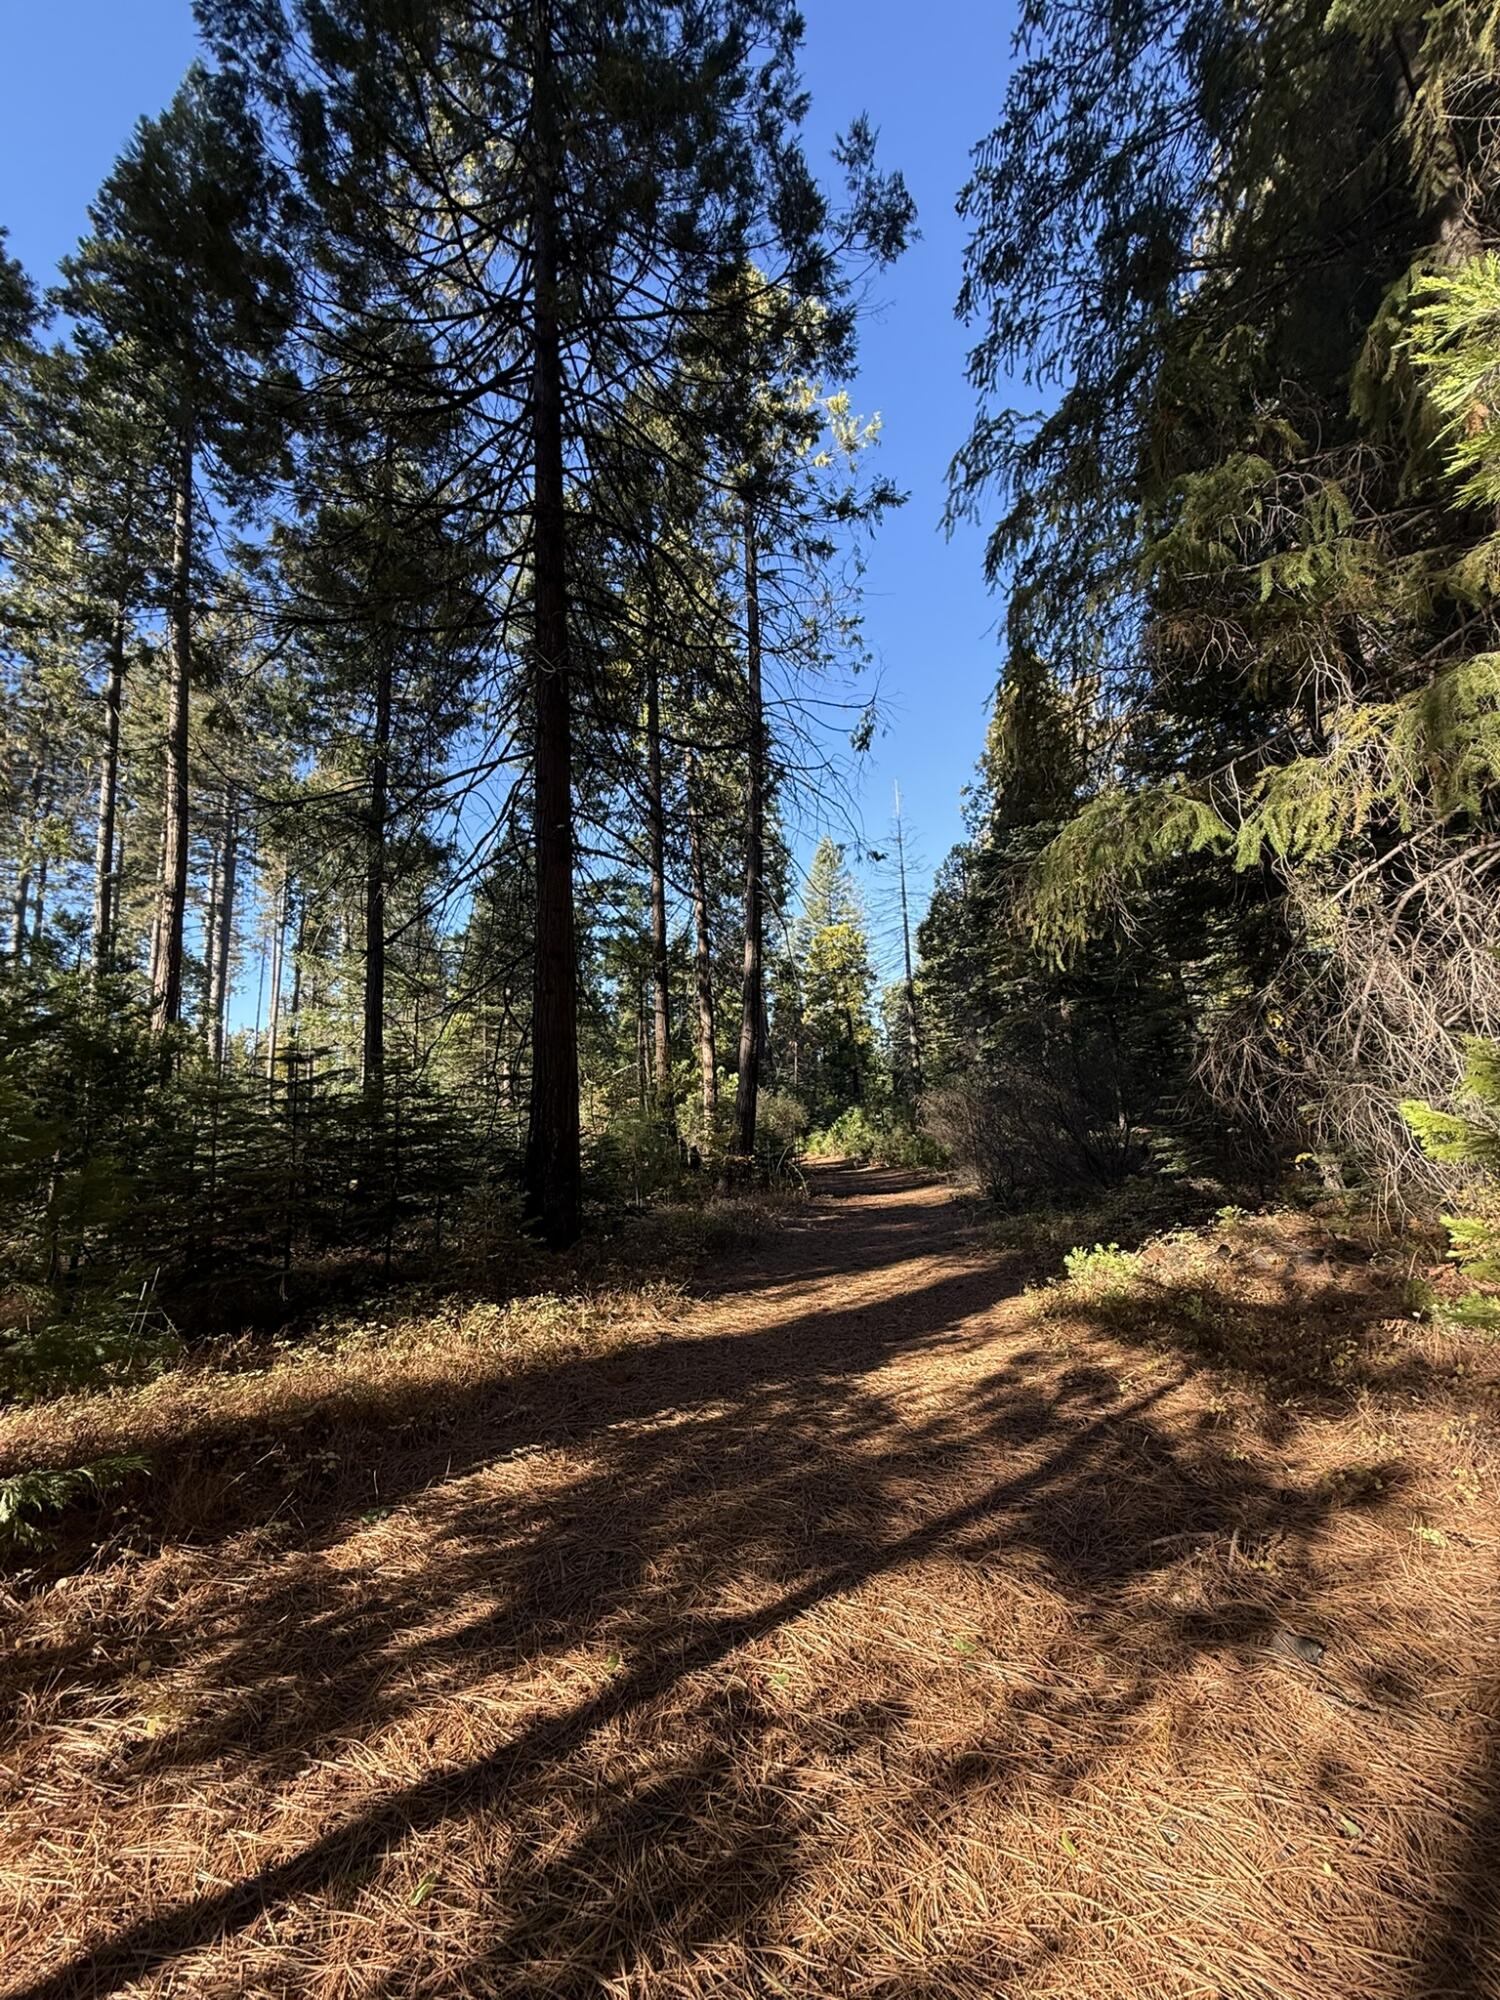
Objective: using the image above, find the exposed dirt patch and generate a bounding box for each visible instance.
[2,1166,1499,1998]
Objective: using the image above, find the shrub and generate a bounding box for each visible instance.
[1061,1241,1143,1296]
[804,1106,947,1168]
[754,1089,810,1175]
[924,1065,1148,1202]
[1403,1040,1500,1329]
[0,1453,149,1552]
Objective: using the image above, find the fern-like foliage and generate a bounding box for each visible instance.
[1025,786,1227,962]
[0,1453,149,1552]
[1403,1039,1500,1327]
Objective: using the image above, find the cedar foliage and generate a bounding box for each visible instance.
[925,0,1500,1216]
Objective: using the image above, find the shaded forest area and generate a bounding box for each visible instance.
[3,0,1498,1377]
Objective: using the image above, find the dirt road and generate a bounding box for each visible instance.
[4,1166,1499,1998]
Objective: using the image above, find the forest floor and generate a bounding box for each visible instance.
[3,1166,1500,1998]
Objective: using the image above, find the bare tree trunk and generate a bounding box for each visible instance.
[92,603,127,975]
[204,825,224,1033]
[151,420,193,1038]
[265,867,286,1103]
[289,893,306,1035]
[636,978,649,1111]
[734,503,764,1157]
[644,650,675,1133]
[9,751,45,965]
[146,804,167,998]
[684,745,717,1134]
[364,639,392,1103]
[31,797,53,950]
[894,782,923,1099]
[208,787,238,1071]
[522,2,582,1247]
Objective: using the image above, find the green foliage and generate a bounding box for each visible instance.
[1409,253,1500,506]
[804,1105,946,1168]
[1404,1040,1500,1326]
[0,1453,148,1552]
[943,0,1500,1204]
[789,839,878,1124]
[751,1089,810,1177]
[1061,1242,1142,1296]
[1026,787,1227,964]
[588,1110,691,1210]
[0,968,504,1392]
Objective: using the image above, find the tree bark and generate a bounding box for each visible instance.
[522,2,582,1247]
[204,831,223,1031]
[265,866,286,1103]
[684,745,717,1134]
[31,798,53,950]
[644,650,675,1133]
[208,786,238,1071]
[8,748,45,965]
[364,637,392,1102]
[734,503,765,1156]
[151,420,193,1038]
[894,782,923,1099]
[91,603,127,976]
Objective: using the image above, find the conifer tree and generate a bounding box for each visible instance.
[794,836,876,1124]
[945,0,1500,1198]
[56,66,294,1038]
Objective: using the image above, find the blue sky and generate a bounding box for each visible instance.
[0,0,1024,959]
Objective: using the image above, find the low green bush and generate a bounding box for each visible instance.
[803,1105,947,1169]
[1061,1241,1143,1296]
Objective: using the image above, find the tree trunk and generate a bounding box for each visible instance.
[151,420,194,1038]
[522,4,582,1247]
[204,830,223,1032]
[684,746,717,1134]
[644,650,675,1133]
[289,892,306,1034]
[734,503,764,1156]
[208,787,238,1071]
[364,638,392,1103]
[265,867,286,1104]
[894,782,923,1099]
[636,978,649,1111]
[91,603,127,975]
[31,798,53,950]
[8,749,45,965]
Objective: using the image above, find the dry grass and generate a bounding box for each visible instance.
[2,1168,1499,1998]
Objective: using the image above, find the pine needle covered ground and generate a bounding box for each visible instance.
[3,1168,1499,1999]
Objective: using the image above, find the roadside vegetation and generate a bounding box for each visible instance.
[3,0,1500,1992]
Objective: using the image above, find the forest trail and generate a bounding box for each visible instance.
[5,1167,1500,1999]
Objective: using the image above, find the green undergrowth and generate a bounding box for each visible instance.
[999,1186,1477,1403]
[979,1176,1227,1280]
[803,1105,947,1169]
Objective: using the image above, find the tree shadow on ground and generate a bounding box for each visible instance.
[2,1175,1495,2000]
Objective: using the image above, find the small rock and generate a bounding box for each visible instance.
[1286,1246,1334,1272]
[1272,1629,1327,1666]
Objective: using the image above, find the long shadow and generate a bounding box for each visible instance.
[1,1238,1023,1578]
[3,1370,1281,2000]
[1047,1267,1490,1408]
[1,1174,1481,1998]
